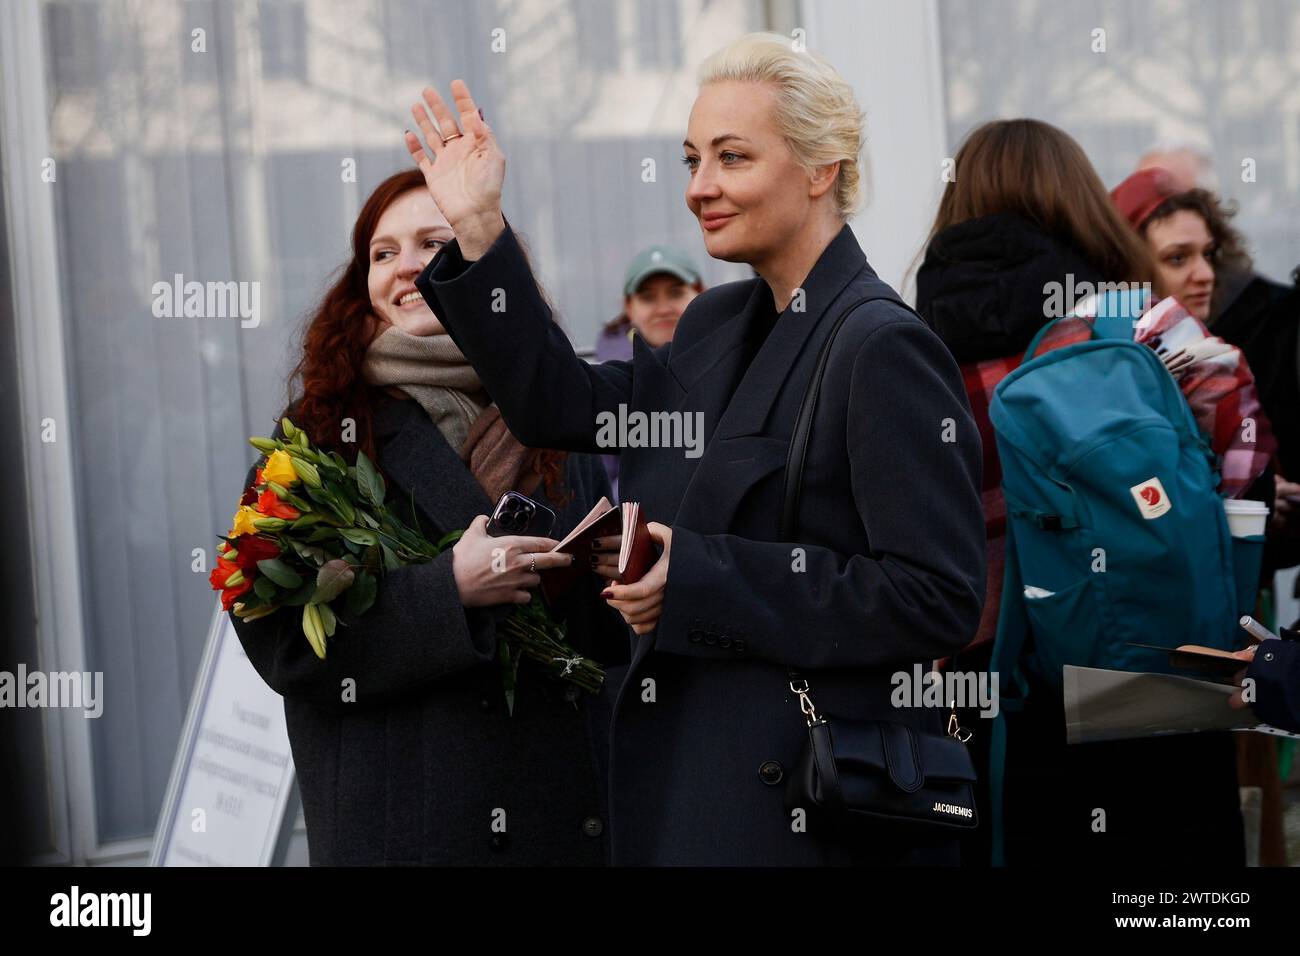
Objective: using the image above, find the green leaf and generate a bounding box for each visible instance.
[407,488,425,539]
[354,451,385,507]
[304,483,334,506]
[282,580,316,606]
[338,527,377,547]
[256,557,303,589]
[313,559,356,604]
[345,569,377,617]
[306,526,340,543]
[253,575,279,602]
[436,529,464,551]
[357,509,379,530]
[289,540,329,565]
[238,590,266,610]
[317,602,337,637]
[290,514,322,530]
[380,542,401,572]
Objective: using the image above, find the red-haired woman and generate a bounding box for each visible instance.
[229,169,627,865]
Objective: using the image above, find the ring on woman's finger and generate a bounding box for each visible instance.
[529,555,537,574]
[441,132,464,145]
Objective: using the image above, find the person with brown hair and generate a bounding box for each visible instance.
[916,119,1247,868]
[917,119,1157,651]
[1113,168,1300,548]
[228,168,628,865]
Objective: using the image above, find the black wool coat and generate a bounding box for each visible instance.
[229,395,629,865]
[418,222,987,865]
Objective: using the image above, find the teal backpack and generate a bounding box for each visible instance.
[985,296,1265,865]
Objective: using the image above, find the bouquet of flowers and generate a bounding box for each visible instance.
[211,418,602,707]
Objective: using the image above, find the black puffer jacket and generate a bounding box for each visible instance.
[917,212,1105,363]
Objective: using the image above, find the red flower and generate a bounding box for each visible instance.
[220,578,254,611]
[234,534,281,572]
[209,557,255,610]
[256,488,300,520]
[209,557,241,590]
[240,467,267,506]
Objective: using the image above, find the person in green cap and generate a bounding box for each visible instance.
[597,244,705,361]
[595,245,705,497]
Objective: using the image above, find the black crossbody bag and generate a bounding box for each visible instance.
[780,298,979,832]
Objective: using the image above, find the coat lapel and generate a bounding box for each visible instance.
[374,398,496,537]
[670,225,872,534]
[622,283,770,525]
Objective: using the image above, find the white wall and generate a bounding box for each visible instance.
[800,0,948,301]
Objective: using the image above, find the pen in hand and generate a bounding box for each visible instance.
[1240,615,1279,643]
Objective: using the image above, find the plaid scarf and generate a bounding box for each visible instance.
[961,297,1276,649]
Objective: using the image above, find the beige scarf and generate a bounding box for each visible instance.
[362,325,543,501]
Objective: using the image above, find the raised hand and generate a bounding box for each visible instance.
[405,79,506,259]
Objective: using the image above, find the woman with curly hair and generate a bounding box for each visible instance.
[1113,169,1300,551]
[229,168,627,865]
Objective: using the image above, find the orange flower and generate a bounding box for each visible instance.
[209,557,254,610]
[256,488,300,521]
[220,578,254,610]
[209,557,241,590]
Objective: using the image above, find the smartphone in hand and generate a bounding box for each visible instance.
[486,491,557,538]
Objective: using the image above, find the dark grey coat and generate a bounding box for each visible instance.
[418,223,987,865]
[229,396,629,865]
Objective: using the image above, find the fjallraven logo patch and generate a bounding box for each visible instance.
[1130,477,1171,519]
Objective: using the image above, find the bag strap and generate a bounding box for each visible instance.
[781,292,917,708]
[781,292,916,542]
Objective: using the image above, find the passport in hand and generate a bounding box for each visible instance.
[539,497,655,604]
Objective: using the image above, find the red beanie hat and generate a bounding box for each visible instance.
[1111,167,1181,229]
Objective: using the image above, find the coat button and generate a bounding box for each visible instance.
[704,632,718,645]
[733,638,747,653]
[563,684,581,703]
[489,833,510,852]
[688,628,705,643]
[1264,651,1274,662]
[718,636,732,649]
[582,816,604,838]
[758,760,783,785]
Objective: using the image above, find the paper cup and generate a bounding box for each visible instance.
[1223,498,1269,537]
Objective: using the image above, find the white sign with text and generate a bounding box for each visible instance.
[151,604,296,866]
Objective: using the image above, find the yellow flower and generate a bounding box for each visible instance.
[230,505,262,537]
[263,449,298,487]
